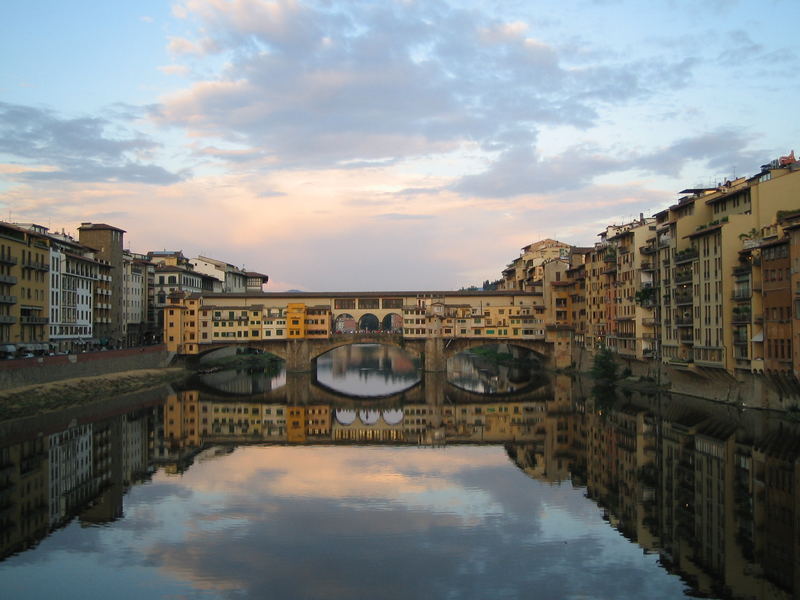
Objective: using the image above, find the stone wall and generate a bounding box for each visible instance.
[571,346,800,409]
[0,345,172,390]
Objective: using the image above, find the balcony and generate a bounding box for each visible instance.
[21,259,49,272]
[640,245,657,255]
[21,315,48,325]
[732,264,751,277]
[640,261,655,271]
[0,274,17,285]
[0,315,15,324]
[0,255,17,265]
[678,332,694,345]
[675,316,693,326]
[674,248,698,264]
[603,252,617,264]
[732,310,752,324]
[0,295,16,304]
[675,271,693,284]
[732,289,751,301]
[674,293,693,306]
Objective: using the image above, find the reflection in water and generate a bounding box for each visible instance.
[447,344,543,394]
[1,368,799,599]
[315,343,421,396]
[195,359,286,395]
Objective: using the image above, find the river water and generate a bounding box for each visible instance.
[0,344,796,599]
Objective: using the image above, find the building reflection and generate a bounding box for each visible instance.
[0,403,156,559]
[2,373,800,599]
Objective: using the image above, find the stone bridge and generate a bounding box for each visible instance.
[192,333,558,372]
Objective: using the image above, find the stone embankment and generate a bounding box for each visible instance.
[0,345,174,390]
[572,346,800,410]
[0,368,187,421]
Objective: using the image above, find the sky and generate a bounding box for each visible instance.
[1,0,798,291]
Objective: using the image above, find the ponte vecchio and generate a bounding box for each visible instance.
[164,290,572,371]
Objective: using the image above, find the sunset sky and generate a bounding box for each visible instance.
[1,0,798,291]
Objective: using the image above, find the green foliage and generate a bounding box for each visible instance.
[591,348,618,383]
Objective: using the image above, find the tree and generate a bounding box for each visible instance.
[591,348,618,384]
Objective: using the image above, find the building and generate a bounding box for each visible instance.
[78,223,125,347]
[0,221,51,355]
[190,255,248,293]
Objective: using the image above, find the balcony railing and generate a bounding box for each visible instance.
[732,310,752,324]
[675,316,693,326]
[0,315,15,324]
[0,274,17,285]
[0,295,16,304]
[21,316,49,325]
[675,293,693,306]
[0,255,17,266]
[675,271,693,284]
[732,289,751,300]
[674,248,698,264]
[21,259,50,271]
[640,245,657,255]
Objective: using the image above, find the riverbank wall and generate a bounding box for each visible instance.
[0,345,174,390]
[571,346,800,410]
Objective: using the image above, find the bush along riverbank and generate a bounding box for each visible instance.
[465,345,540,368]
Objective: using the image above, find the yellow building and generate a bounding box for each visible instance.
[164,391,201,450]
[286,303,307,338]
[0,222,50,353]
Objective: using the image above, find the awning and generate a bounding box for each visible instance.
[19,343,46,351]
[0,344,16,353]
[751,332,764,342]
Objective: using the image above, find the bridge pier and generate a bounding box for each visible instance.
[285,371,312,404]
[424,337,446,372]
[285,339,312,373]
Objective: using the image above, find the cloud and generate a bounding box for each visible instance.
[631,129,768,178]
[152,0,686,169]
[0,102,185,185]
[453,142,624,198]
[157,64,191,76]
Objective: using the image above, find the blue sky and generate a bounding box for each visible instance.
[1,0,798,290]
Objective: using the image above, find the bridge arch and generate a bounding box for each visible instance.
[333,313,356,332]
[358,313,380,331]
[442,339,549,363]
[381,313,403,332]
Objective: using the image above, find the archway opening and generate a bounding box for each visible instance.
[358,313,380,332]
[314,343,421,397]
[334,313,356,333]
[447,343,545,394]
[381,313,403,332]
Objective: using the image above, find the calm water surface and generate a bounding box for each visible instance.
[0,344,795,599]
